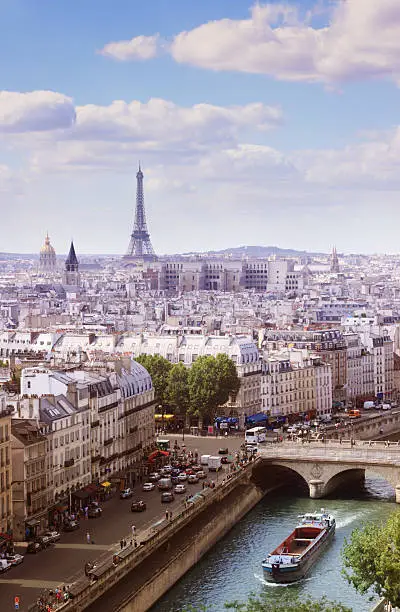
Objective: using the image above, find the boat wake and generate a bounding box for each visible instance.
[335,511,368,529]
[254,573,312,587]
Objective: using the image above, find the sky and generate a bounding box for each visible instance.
[2,0,400,255]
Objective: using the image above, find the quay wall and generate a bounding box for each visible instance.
[57,460,276,612]
[119,481,266,612]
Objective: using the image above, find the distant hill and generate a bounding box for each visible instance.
[183,245,326,258]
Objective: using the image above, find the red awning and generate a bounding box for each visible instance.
[147,450,170,463]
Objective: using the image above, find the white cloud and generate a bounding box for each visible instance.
[99,34,163,61]
[103,1,400,85]
[0,91,75,133]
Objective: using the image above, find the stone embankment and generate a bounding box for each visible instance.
[326,410,400,440]
[47,458,277,612]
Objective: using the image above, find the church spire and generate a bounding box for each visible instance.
[330,245,340,273]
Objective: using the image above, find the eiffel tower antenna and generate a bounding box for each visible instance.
[123,163,157,264]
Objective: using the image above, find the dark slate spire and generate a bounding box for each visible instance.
[65,241,79,271]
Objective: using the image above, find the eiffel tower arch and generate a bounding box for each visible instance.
[122,165,157,265]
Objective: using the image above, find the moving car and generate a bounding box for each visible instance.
[142,482,155,492]
[174,483,186,494]
[221,456,232,464]
[44,530,61,543]
[161,492,175,503]
[120,488,133,499]
[177,472,188,482]
[6,553,24,566]
[196,470,206,479]
[148,472,161,482]
[131,500,147,512]
[218,447,229,455]
[188,474,199,484]
[63,519,79,532]
[158,478,172,491]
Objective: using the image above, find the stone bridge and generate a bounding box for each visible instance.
[257,440,400,502]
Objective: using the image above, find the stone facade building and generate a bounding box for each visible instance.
[0,395,12,540]
[11,421,48,541]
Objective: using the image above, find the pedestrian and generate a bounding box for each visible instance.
[169,511,173,520]
[131,524,136,538]
[120,539,124,550]
[165,510,169,520]
[123,539,127,548]
[86,532,90,545]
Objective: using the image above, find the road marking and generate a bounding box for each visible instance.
[0,578,60,588]
[55,543,110,550]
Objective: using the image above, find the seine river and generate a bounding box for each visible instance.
[151,473,397,612]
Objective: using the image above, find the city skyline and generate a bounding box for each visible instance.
[2,0,400,255]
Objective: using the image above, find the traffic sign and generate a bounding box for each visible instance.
[14,596,20,610]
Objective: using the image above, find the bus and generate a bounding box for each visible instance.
[245,427,267,445]
[156,439,170,451]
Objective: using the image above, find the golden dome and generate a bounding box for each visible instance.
[40,233,55,254]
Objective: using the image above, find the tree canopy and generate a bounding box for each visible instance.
[166,362,190,415]
[184,593,351,612]
[187,354,240,423]
[342,509,400,607]
[134,354,172,406]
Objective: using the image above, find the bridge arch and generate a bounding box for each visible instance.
[258,459,400,502]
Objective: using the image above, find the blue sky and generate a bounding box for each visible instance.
[1,0,400,254]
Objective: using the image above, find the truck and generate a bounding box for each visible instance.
[208,456,222,471]
[200,454,210,466]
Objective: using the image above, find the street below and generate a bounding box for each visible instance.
[0,434,243,611]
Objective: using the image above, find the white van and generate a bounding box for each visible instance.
[363,401,375,410]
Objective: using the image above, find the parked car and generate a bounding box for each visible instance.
[177,472,188,482]
[148,472,161,482]
[6,553,24,566]
[174,483,186,494]
[0,559,11,571]
[120,488,133,499]
[142,482,155,492]
[26,540,43,554]
[196,470,206,479]
[44,530,61,543]
[131,500,147,512]
[36,534,52,548]
[63,519,79,532]
[88,506,102,518]
[188,474,199,484]
[161,492,175,503]
[218,447,229,455]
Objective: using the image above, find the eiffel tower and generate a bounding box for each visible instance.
[123,164,157,264]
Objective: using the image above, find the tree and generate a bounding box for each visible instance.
[166,363,190,418]
[183,593,351,612]
[342,510,400,607]
[134,354,172,406]
[187,354,240,427]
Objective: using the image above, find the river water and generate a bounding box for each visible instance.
[152,473,397,612]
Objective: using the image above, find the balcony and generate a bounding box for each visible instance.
[103,437,113,446]
[91,420,100,428]
[91,453,101,462]
[64,458,74,468]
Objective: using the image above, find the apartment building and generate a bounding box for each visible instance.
[0,393,12,541]
[11,421,48,541]
[262,350,332,421]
